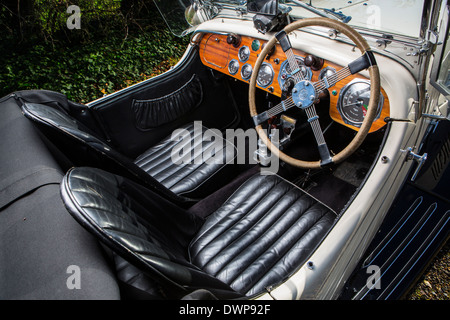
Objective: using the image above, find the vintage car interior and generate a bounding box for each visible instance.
[1,0,448,300]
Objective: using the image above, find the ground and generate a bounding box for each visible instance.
[407,243,449,300]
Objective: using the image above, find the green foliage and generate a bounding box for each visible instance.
[0,30,188,103]
[0,0,126,42]
[34,0,123,41]
[34,0,120,35]
[0,1,189,103]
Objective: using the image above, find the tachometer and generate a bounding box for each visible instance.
[238,46,250,62]
[337,79,384,127]
[257,62,274,88]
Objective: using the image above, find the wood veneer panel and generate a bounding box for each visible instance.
[199,33,389,133]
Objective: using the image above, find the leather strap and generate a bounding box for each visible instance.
[0,165,62,210]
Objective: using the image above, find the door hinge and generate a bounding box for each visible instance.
[415,28,440,55]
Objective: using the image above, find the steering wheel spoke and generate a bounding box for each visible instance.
[313,51,376,92]
[252,96,296,126]
[304,105,333,166]
[276,31,304,82]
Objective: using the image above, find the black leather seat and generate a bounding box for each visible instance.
[21,102,237,203]
[0,96,120,299]
[61,167,336,298]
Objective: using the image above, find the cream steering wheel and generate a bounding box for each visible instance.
[249,17,380,169]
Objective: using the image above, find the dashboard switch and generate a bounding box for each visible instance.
[304,54,324,71]
[226,33,241,48]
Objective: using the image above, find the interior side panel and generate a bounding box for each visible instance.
[90,48,240,158]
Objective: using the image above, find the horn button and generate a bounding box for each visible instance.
[292,80,316,109]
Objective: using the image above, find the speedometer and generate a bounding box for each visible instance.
[257,62,274,88]
[337,79,384,127]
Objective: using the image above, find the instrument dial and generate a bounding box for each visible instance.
[319,66,337,81]
[278,56,312,89]
[238,46,250,63]
[337,79,384,127]
[241,63,253,80]
[257,63,274,88]
[285,57,311,79]
[228,59,239,75]
[251,39,260,51]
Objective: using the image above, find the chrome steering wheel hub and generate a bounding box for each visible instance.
[291,80,316,109]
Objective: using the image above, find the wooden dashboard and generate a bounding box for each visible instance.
[198,33,390,133]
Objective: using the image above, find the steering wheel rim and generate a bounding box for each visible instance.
[249,17,381,169]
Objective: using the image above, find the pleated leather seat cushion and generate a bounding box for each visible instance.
[61,167,336,298]
[189,174,336,296]
[60,167,240,298]
[134,122,237,198]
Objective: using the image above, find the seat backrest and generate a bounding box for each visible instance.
[61,166,243,299]
[0,95,120,299]
[21,102,190,205]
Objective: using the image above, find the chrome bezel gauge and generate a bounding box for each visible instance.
[337,79,384,127]
[238,46,250,63]
[257,62,274,88]
[228,59,239,75]
[278,56,312,89]
[241,63,253,80]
